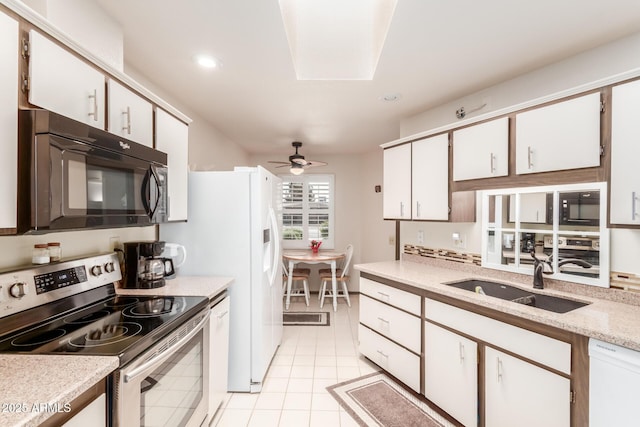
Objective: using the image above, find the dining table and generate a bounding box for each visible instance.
[282,249,345,312]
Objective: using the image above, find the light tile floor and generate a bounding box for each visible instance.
[214,294,379,427]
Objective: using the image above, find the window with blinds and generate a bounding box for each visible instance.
[281,174,335,249]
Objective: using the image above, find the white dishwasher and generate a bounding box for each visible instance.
[589,338,640,426]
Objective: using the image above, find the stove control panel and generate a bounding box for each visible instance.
[34,266,87,295]
[0,253,121,319]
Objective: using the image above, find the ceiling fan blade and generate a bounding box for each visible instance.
[303,160,328,168]
[274,164,291,168]
[268,161,290,165]
[291,158,308,166]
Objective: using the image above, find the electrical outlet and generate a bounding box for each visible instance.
[109,236,121,252]
[417,230,424,244]
[388,235,395,245]
[453,233,466,249]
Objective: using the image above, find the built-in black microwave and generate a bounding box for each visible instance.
[18,109,168,234]
[546,191,600,226]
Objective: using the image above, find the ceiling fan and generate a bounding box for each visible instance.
[268,142,328,175]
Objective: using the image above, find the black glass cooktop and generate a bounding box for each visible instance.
[0,294,208,366]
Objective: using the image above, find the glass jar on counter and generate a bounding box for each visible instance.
[32,244,50,264]
[47,242,61,262]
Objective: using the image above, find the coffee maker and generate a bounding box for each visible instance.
[122,241,175,289]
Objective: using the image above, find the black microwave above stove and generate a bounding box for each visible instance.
[546,191,600,226]
[18,109,169,234]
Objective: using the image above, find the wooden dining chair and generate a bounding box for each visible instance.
[282,261,311,306]
[319,244,353,308]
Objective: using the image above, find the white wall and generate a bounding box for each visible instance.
[360,149,395,263]
[401,31,640,137]
[22,0,124,71]
[124,66,250,171]
[400,195,483,254]
[398,30,640,275]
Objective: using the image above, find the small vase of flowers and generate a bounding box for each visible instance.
[310,240,322,253]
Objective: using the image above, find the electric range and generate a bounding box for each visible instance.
[0,253,211,426]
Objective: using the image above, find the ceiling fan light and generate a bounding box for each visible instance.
[290,164,305,175]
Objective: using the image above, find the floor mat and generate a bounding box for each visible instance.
[282,311,330,326]
[327,372,454,427]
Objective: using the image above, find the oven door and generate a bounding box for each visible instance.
[114,310,210,427]
[28,133,167,232]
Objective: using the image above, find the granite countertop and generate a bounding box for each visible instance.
[0,355,118,427]
[355,259,640,351]
[116,275,234,300]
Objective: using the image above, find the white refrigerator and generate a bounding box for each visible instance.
[160,166,283,392]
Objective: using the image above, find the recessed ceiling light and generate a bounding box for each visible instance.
[380,93,402,102]
[194,54,222,69]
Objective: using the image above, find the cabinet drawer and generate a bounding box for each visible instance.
[359,324,420,393]
[425,298,571,374]
[360,295,421,353]
[360,277,421,316]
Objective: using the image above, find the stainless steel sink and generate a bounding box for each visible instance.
[445,279,590,313]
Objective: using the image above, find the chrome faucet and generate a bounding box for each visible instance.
[530,251,593,289]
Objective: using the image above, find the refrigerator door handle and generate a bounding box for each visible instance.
[268,207,281,287]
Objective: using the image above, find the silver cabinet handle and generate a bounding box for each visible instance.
[527,146,533,169]
[123,106,131,134]
[416,201,421,218]
[376,349,389,358]
[633,192,638,220]
[490,152,496,173]
[377,316,390,324]
[496,357,503,383]
[216,310,229,320]
[88,89,98,121]
[400,202,405,217]
[377,291,390,301]
[459,342,465,364]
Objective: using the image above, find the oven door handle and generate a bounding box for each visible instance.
[123,310,210,383]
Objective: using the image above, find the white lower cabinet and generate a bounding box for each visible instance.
[360,294,421,354]
[424,297,572,427]
[424,322,478,427]
[61,393,106,427]
[209,296,230,421]
[485,346,570,427]
[358,324,420,393]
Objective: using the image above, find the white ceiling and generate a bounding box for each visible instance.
[95,0,640,158]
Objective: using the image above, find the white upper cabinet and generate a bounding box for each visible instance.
[515,92,601,175]
[107,79,153,147]
[610,79,640,225]
[412,134,449,220]
[508,192,547,224]
[383,143,412,219]
[156,108,189,221]
[28,30,105,129]
[453,117,509,181]
[0,11,18,230]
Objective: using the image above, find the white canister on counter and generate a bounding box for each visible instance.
[32,244,50,264]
